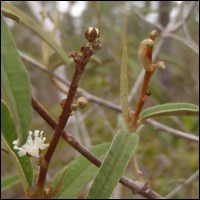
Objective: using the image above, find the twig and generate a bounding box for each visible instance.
[167,1,196,33]
[19,51,199,143]
[19,51,121,112]
[75,111,91,147]
[31,97,163,199]
[165,170,199,199]
[133,6,163,30]
[130,70,155,130]
[146,119,199,143]
[133,2,199,54]
[167,33,199,54]
[36,45,93,195]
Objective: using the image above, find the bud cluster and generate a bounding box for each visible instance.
[85,27,102,50]
[60,96,88,116]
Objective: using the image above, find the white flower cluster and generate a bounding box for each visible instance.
[13,130,49,158]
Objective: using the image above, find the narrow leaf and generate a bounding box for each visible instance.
[52,143,110,199]
[87,128,140,199]
[1,174,20,192]
[140,103,199,120]
[1,2,69,66]
[1,100,34,191]
[120,46,129,121]
[1,14,31,144]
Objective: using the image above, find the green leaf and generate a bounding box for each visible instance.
[1,100,34,191]
[52,143,110,199]
[140,103,199,120]
[1,14,31,144]
[1,174,20,192]
[86,128,140,199]
[1,2,69,66]
[120,46,129,121]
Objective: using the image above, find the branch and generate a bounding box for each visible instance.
[133,2,199,54]
[20,51,199,143]
[130,69,155,130]
[146,119,199,143]
[31,97,163,199]
[166,1,196,33]
[133,6,163,31]
[19,51,121,112]
[167,33,199,54]
[165,170,199,199]
[36,45,94,194]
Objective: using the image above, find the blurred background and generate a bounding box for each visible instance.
[1,1,199,199]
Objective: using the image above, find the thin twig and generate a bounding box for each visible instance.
[167,33,199,54]
[133,6,163,30]
[19,51,199,143]
[146,119,199,143]
[36,45,93,195]
[19,51,121,112]
[165,170,199,199]
[133,2,199,54]
[130,70,155,130]
[167,1,196,33]
[75,111,91,147]
[31,97,163,199]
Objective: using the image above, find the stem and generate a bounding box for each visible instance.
[36,47,93,194]
[130,69,155,131]
[31,97,163,199]
[128,68,155,182]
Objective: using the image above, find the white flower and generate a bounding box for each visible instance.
[13,130,49,158]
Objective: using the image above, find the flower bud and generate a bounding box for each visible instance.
[70,111,75,116]
[85,27,100,42]
[138,39,154,71]
[69,51,78,58]
[149,30,157,41]
[71,103,78,111]
[77,97,88,109]
[155,61,165,69]
[73,55,82,64]
[92,39,102,50]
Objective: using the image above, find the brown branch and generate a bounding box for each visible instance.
[31,97,163,199]
[19,52,199,143]
[36,46,93,194]
[131,70,155,130]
